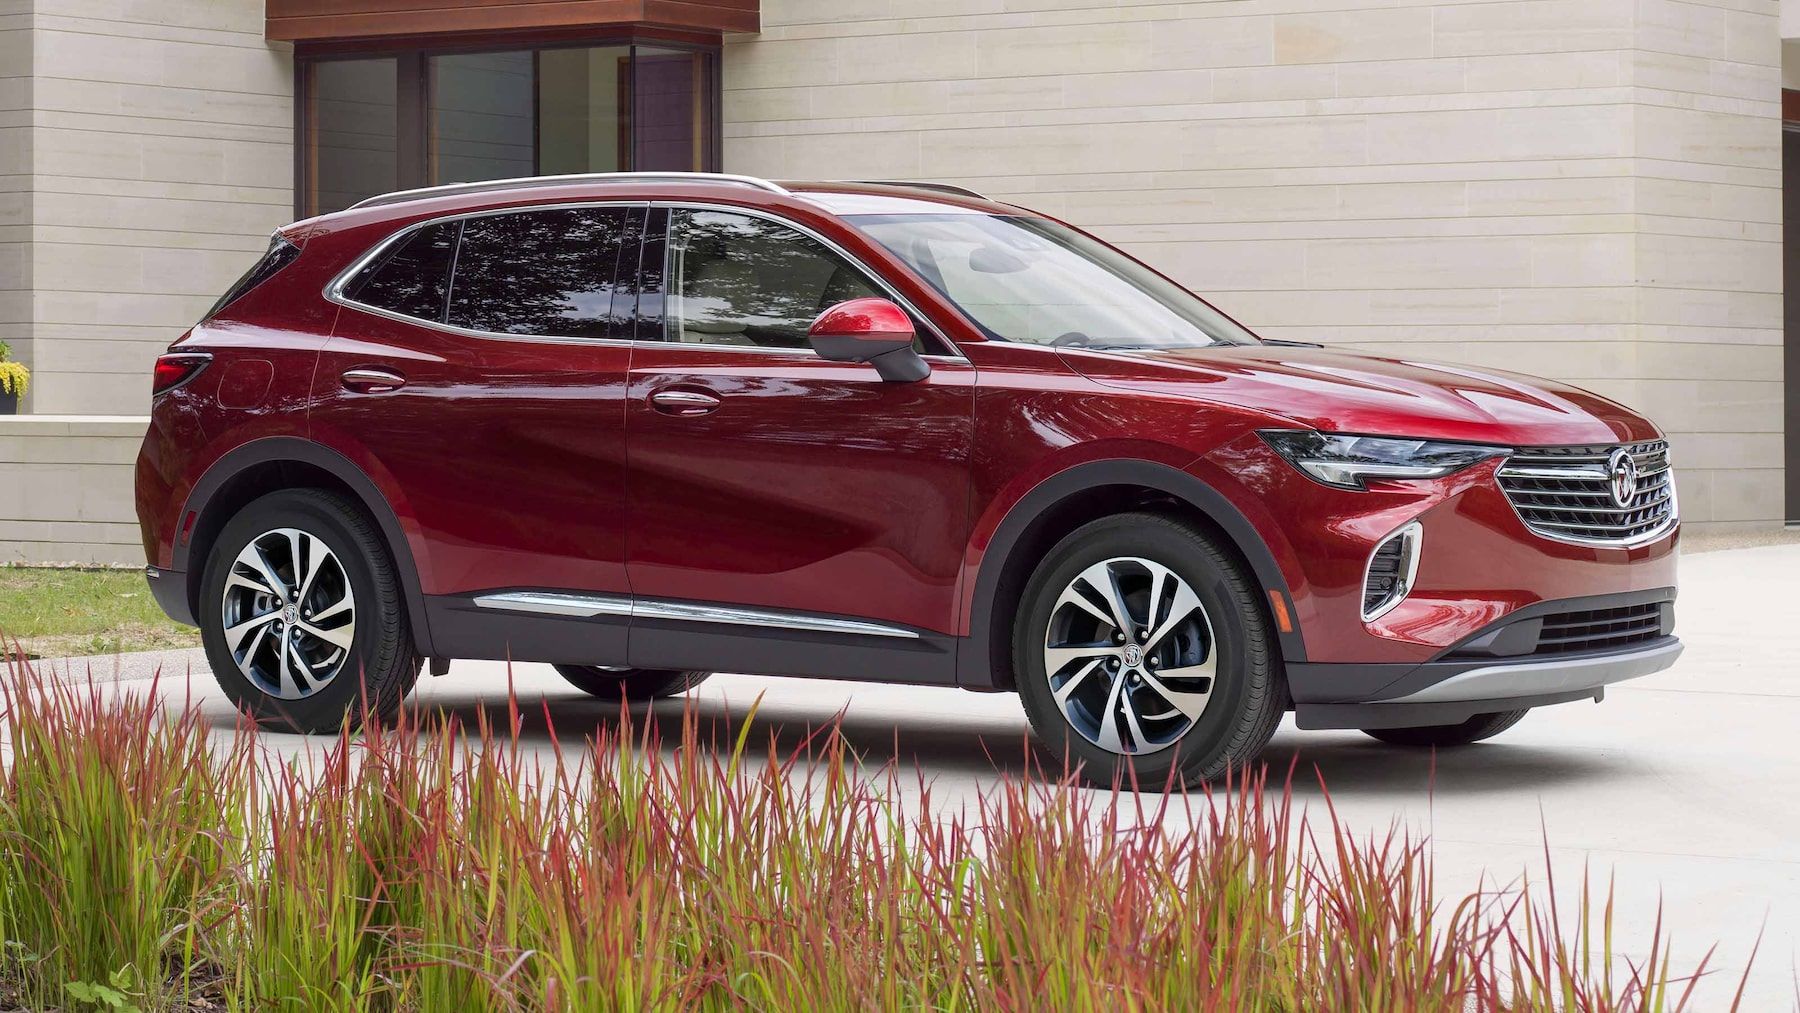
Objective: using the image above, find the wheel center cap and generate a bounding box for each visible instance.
[282,603,299,625]
[1122,644,1143,668]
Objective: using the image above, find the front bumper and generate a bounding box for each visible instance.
[1291,634,1681,730]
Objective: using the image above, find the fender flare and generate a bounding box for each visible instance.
[171,437,436,656]
[954,458,1305,689]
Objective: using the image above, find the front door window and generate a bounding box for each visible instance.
[665,209,882,349]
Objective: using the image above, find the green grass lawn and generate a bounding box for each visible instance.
[0,567,199,659]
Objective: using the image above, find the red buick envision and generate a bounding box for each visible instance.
[135,173,1680,784]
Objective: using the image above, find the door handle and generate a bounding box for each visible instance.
[341,367,406,394]
[649,389,721,416]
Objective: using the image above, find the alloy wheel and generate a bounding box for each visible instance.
[1042,556,1217,755]
[219,527,357,700]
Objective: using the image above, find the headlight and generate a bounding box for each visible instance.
[1260,430,1509,490]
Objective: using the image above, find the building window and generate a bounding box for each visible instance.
[306,57,399,216]
[300,43,718,216]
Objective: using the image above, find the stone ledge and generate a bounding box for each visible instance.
[0,415,150,437]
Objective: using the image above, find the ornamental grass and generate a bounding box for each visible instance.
[0,648,1750,1011]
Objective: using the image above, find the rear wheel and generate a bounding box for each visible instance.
[199,489,420,733]
[1013,513,1286,787]
[1361,709,1528,747]
[553,665,710,701]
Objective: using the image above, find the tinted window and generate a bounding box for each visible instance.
[206,235,300,320]
[345,221,459,322]
[666,209,881,349]
[448,207,630,338]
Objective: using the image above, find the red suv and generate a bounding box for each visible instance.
[136,173,1680,784]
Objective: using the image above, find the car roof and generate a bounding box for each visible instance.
[285,173,1021,236]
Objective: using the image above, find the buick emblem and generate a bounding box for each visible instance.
[1122,643,1144,668]
[1606,447,1638,509]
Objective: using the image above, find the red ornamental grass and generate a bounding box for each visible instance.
[0,645,1756,1011]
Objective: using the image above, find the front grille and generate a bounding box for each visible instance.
[1534,602,1666,655]
[1497,440,1675,545]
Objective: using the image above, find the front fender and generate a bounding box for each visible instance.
[953,455,1307,690]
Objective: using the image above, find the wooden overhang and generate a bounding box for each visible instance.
[267,0,758,43]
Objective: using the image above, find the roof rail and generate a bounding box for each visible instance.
[841,180,991,200]
[349,172,792,211]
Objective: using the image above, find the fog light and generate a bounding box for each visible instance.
[1362,521,1422,622]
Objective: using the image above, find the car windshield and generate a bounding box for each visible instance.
[846,213,1258,349]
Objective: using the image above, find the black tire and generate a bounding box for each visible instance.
[1361,709,1528,747]
[199,488,421,733]
[1013,512,1287,787]
[553,665,711,701]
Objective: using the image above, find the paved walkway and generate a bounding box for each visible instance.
[24,542,1800,1008]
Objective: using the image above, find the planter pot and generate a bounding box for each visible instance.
[0,391,15,415]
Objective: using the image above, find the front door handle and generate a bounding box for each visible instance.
[649,389,721,416]
[341,367,406,394]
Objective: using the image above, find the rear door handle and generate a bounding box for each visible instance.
[341,367,406,394]
[649,389,721,416]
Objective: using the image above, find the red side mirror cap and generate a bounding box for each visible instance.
[808,298,929,383]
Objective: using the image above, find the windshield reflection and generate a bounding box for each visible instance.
[847,213,1259,350]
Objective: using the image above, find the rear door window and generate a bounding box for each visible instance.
[343,221,460,322]
[448,207,633,339]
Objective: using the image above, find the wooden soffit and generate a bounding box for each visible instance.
[267,0,758,44]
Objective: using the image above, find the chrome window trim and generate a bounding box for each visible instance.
[323,200,646,348]
[1361,520,1423,623]
[471,590,921,640]
[651,200,968,362]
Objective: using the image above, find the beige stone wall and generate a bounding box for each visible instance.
[1633,0,1784,524]
[0,416,145,565]
[1,1,34,388]
[723,0,1785,526]
[17,0,293,415]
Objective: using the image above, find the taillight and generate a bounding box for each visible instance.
[152,352,212,395]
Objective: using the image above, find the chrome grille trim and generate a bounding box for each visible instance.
[1497,440,1677,547]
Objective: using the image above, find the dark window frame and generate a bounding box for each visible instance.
[294,35,722,219]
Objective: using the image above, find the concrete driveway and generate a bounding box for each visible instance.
[38,540,1800,1008]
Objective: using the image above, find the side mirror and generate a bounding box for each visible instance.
[808,298,930,383]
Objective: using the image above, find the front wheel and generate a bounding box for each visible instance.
[199,489,421,733]
[1013,513,1287,787]
[1361,710,1528,747]
[553,665,711,701]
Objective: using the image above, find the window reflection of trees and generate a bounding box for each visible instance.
[673,211,878,349]
[348,222,458,321]
[450,209,626,338]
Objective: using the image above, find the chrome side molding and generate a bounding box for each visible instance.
[473,591,633,618]
[471,591,920,640]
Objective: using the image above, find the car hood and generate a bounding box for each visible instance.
[1059,344,1660,446]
